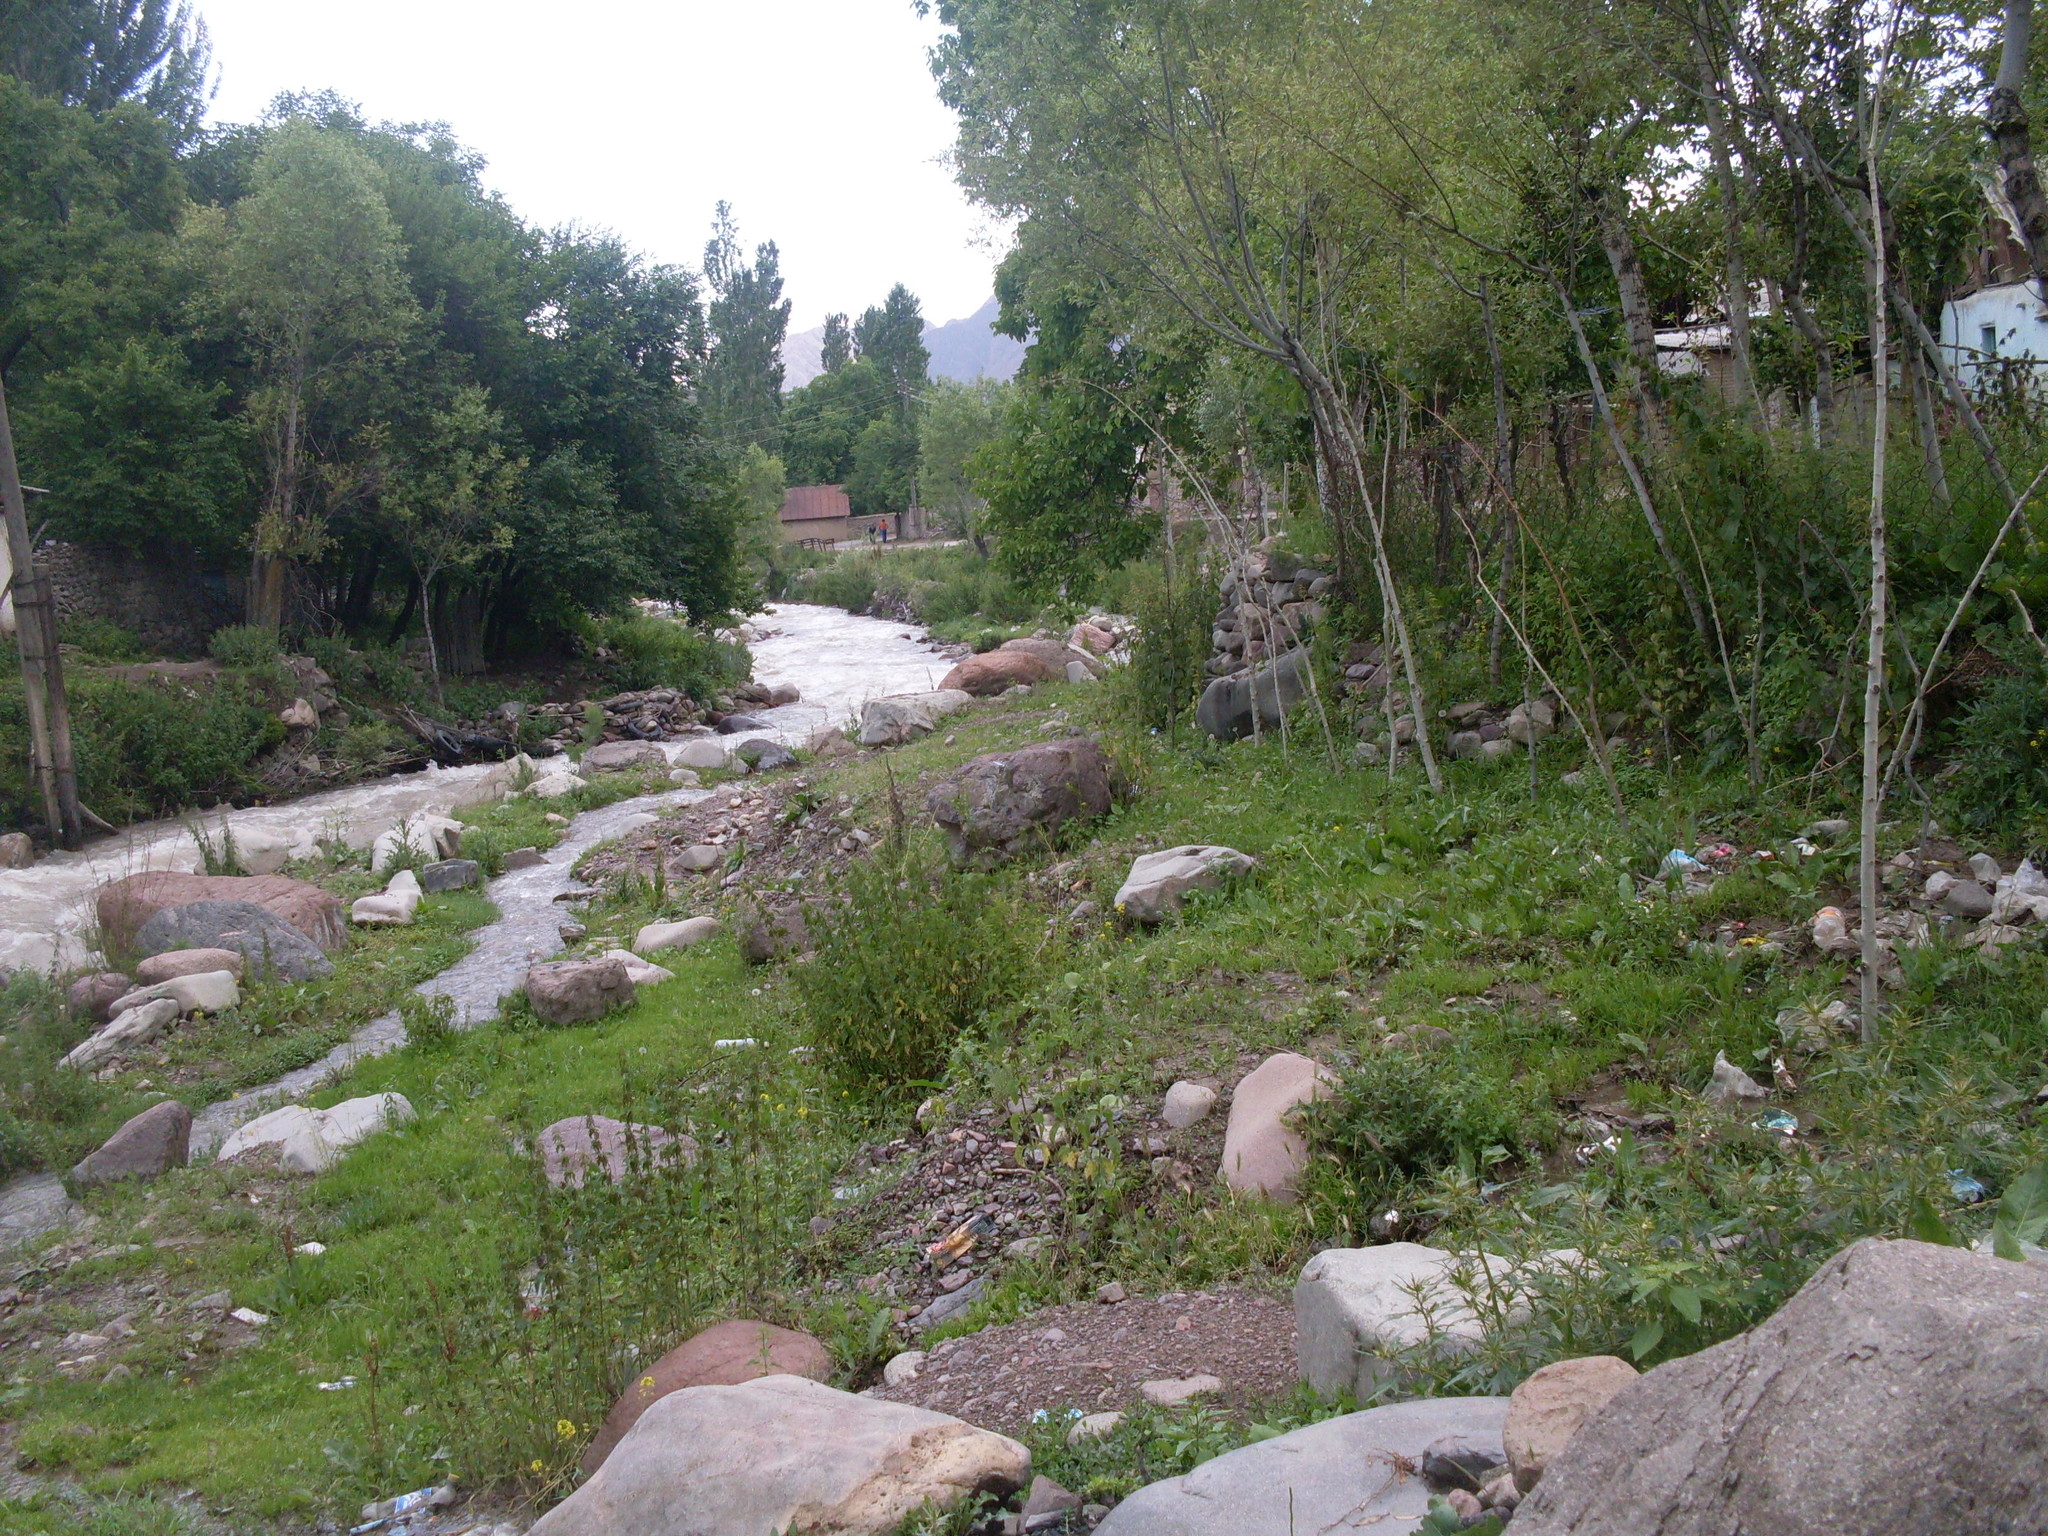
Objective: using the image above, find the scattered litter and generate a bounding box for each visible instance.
[1810,907,1858,954]
[1752,1110,1798,1136]
[296,1242,327,1257]
[1659,849,1707,878]
[713,1038,760,1049]
[317,1376,358,1391]
[1792,837,1819,857]
[357,1484,457,1528]
[1948,1170,1990,1204]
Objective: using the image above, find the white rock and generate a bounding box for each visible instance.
[1162,1081,1218,1128]
[230,1307,269,1326]
[667,767,702,787]
[673,738,731,771]
[215,1093,416,1175]
[1924,871,1958,901]
[350,892,415,926]
[372,813,464,872]
[528,772,588,800]
[1115,845,1258,924]
[634,917,720,955]
[1067,1411,1124,1447]
[883,1350,927,1387]
[1706,1051,1769,1103]
[603,949,675,987]
[858,689,974,747]
[109,969,240,1019]
[61,997,181,1069]
[1140,1374,1222,1407]
[231,825,292,876]
[1969,852,2004,884]
[525,1375,1029,1536]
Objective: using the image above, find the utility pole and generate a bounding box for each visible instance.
[0,372,83,849]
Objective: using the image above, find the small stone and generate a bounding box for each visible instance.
[1807,818,1853,841]
[1140,1374,1222,1407]
[676,844,722,872]
[668,767,701,786]
[1004,1235,1051,1261]
[1943,880,1995,919]
[193,1291,231,1311]
[1162,1080,1217,1128]
[1446,1488,1484,1521]
[1067,1412,1123,1447]
[133,948,245,985]
[1096,1281,1127,1304]
[883,1350,927,1387]
[67,972,132,1021]
[1924,870,1958,901]
[1706,1051,1769,1103]
[501,847,547,870]
[559,922,587,944]
[1023,1475,1083,1520]
[229,1307,268,1326]
[1968,852,2003,884]
[1479,1471,1521,1510]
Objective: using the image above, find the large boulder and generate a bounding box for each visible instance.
[581,1320,835,1475]
[371,813,464,872]
[939,649,1055,698]
[107,969,239,1019]
[101,873,346,958]
[1512,1238,2048,1535]
[1195,649,1311,741]
[132,900,334,983]
[582,740,667,772]
[1295,1243,1496,1397]
[733,900,812,964]
[1093,1397,1508,1536]
[633,917,719,955]
[734,738,799,772]
[525,958,636,1025]
[1219,1051,1332,1202]
[537,1114,694,1189]
[858,689,973,747]
[672,738,731,771]
[61,997,180,1069]
[1115,845,1256,924]
[529,1375,1029,1536]
[67,972,132,1021]
[1504,1356,1639,1493]
[69,1099,192,1188]
[351,868,423,926]
[214,1093,414,1174]
[926,736,1116,867]
[999,636,1105,678]
[134,948,245,985]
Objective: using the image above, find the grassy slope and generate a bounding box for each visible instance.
[9,674,2048,1529]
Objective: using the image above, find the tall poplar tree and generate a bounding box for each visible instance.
[701,201,791,454]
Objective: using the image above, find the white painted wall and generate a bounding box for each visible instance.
[1940,279,2048,382]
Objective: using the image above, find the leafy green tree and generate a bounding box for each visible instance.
[195,120,416,628]
[0,0,212,140]
[383,384,520,698]
[918,376,1010,550]
[700,201,790,453]
[780,358,892,485]
[854,283,929,423]
[820,311,852,372]
[847,414,918,516]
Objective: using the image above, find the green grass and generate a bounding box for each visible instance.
[14,669,2048,1525]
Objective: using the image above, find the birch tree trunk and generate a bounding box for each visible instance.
[1858,138,1892,1045]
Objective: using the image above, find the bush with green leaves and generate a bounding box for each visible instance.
[1120,556,1212,735]
[0,674,285,828]
[795,854,1043,1092]
[1315,1041,1550,1197]
[206,623,283,671]
[56,616,145,662]
[587,613,749,700]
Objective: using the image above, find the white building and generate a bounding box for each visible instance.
[1939,278,2048,384]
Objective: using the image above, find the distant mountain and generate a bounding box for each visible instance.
[779,296,1025,392]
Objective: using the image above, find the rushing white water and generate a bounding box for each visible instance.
[742,602,959,743]
[0,602,937,1227]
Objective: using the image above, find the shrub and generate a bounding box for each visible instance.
[1120,558,1212,735]
[1942,644,2048,837]
[1315,1042,1549,1195]
[588,613,749,700]
[0,674,285,828]
[57,616,145,662]
[206,624,282,671]
[795,854,1042,1092]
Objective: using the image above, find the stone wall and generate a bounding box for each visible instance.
[38,540,241,656]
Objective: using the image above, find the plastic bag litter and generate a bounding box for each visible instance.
[1948,1170,1990,1203]
[1659,849,1708,878]
[1752,1109,1798,1135]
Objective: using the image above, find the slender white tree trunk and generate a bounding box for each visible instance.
[1859,125,1892,1044]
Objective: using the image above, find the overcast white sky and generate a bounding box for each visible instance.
[195,0,1007,331]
